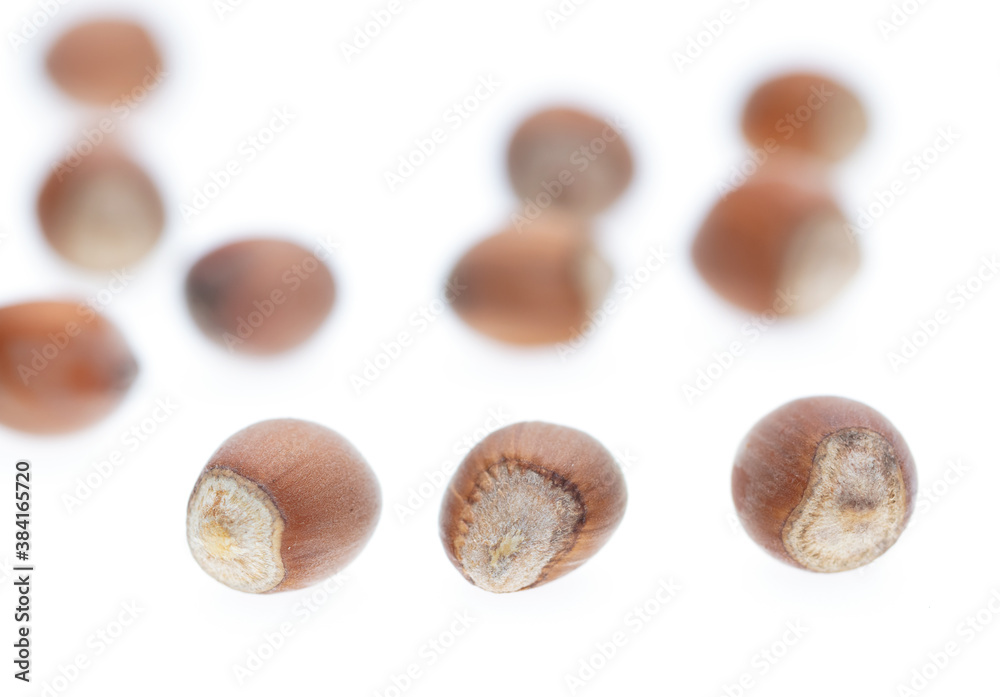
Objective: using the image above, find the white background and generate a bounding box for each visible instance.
[1,0,999,695]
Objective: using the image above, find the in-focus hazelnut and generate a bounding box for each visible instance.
[46,20,163,105]
[38,146,165,271]
[732,396,917,573]
[508,107,634,216]
[440,422,626,593]
[447,214,612,345]
[0,301,138,434]
[742,72,867,162]
[186,419,381,593]
[185,238,336,355]
[693,160,858,314]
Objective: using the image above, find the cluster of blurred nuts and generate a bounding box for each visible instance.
[447,107,634,345]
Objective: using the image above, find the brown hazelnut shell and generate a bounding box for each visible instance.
[46,20,163,105]
[732,396,917,572]
[447,214,611,345]
[440,421,627,593]
[0,301,138,434]
[186,419,381,593]
[508,107,634,215]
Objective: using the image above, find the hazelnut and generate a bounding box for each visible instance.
[440,422,627,593]
[692,160,858,314]
[185,238,336,355]
[186,419,381,593]
[38,146,165,271]
[46,20,163,105]
[447,214,612,345]
[0,301,138,434]
[742,72,867,162]
[732,396,917,573]
[508,107,634,216]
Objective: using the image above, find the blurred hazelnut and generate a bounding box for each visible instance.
[440,421,626,593]
[38,146,165,271]
[187,419,381,593]
[185,238,336,355]
[693,161,858,314]
[733,396,917,572]
[46,20,163,105]
[742,72,867,162]
[0,301,138,434]
[447,214,612,345]
[508,107,634,216]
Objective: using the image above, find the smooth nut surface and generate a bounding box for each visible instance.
[0,301,138,434]
[732,396,917,573]
[693,161,858,314]
[742,72,867,161]
[185,238,336,355]
[440,422,627,593]
[38,146,165,271]
[186,419,382,593]
[447,214,612,345]
[508,107,634,216]
[46,20,163,105]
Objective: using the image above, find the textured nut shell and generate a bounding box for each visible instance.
[0,302,138,434]
[447,215,611,345]
[732,396,917,570]
[508,108,634,215]
[38,147,165,271]
[742,73,868,161]
[188,419,381,593]
[46,20,163,105]
[185,239,336,355]
[692,167,857,314]
[440,422,627,591]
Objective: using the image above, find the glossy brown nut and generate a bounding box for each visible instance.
[38,146,165,271]
[693,161,858,314]
[508,107,634,216]
[440,422,627,593]
[0,301,138,434]
[185,238,336,355]
[732,396,917,573]
[46,20,163,105]
[447,214,611,345]
[186,419,382,594]
[742,72,868,161]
